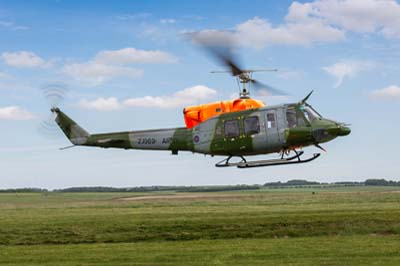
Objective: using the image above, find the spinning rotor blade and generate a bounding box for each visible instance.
[245,69,278,73]
[190,32,286,96]
[210,70,232,74]
[206,45,243,76]
[250,79,287,96]
[38,83,69,138]
[190,32,244,77]
[41,83,69,108]
[211,69,278,74]
[38,113,61,137]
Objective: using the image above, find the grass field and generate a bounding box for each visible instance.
[0,186,400,265]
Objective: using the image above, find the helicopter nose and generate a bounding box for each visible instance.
[338,125,351,136]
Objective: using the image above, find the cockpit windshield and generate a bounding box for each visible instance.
[300,104,322,122]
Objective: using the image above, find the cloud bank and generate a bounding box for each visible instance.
[63,47,177,86]
[78,85,217,111]
[189,0,400,48]
[371,85,400,100]
[1,51,52,68]
[0,106,36,120]
[323,60,374,88]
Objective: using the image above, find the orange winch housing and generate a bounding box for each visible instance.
[183,98,265,128]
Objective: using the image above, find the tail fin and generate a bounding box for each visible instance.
[51,108,90,145]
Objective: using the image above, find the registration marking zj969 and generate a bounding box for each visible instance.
[137,138,156,145]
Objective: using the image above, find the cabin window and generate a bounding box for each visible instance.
[266,113,276,128]
[244,116,260,135]
[286,108,297,128]
[224,120,240,138]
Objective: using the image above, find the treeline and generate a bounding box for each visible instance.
[0,188,48,193]
[264,179,400,188]
[1,179,400,193]
[53,184,261,193]
[264,179,322,187]
[364,179,400,186]
[263,180,363,187]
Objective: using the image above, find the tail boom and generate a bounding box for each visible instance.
[52,108,193,152]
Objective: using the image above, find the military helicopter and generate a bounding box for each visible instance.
[50,39,350,168]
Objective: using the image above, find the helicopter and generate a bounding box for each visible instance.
[50,39,351,168]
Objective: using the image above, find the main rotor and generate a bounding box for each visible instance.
[211,69,279,98]
[189,32,286,99]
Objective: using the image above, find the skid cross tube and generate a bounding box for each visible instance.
[215,155,247,167]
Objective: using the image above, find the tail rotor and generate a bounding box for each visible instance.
[38,83,69,138]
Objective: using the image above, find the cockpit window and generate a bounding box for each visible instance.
[301,105,321,122]
[286,108,297,128]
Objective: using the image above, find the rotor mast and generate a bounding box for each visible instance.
[211,69,278,99]
[238,72,251,98]
[192,33,285,98]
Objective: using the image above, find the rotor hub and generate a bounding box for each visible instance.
[238,73,251,83]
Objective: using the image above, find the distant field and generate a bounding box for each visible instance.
[0,186,399,265]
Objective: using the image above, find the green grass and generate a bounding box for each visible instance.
[1,186,400,265]
[1,236,399,266]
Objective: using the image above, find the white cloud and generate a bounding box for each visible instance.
[0,72,8,79]
[370,85,400,100]
[287,0,400,38]
[0,106,36,120]
[188,16,344,48]
[0,20,29,31]
[63,47,176,86]
[78,97,122,111]
[138,24,171,41]
[114,13,151,20]
[63,62,143,87]
[323,60,374,88]
[123,85,217,108]
[78,85,217,110]
[1,51,52,68]
[235,17,345,48]
[94,47,177,64]
[183,15,204,21]
[190,0,400,49]
[160,19,176,24]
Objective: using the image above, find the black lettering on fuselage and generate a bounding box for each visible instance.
[162,137,172,144]
[137,138,156,145]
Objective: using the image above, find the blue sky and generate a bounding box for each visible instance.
[1,0,400,189]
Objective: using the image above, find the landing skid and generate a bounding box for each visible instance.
[237,153,320,168]
[215,151,320,168]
